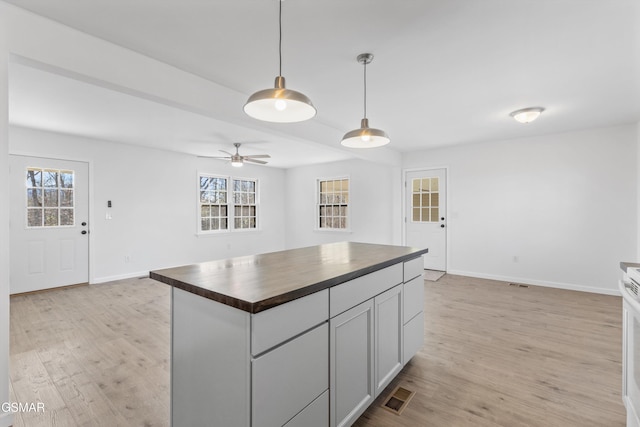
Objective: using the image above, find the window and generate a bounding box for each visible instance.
[233,179,257,229]
[199,174,258,233]
[411,177,439,222]
[318,178,349,230]
[199,175,229,231]
[26,168,75,227]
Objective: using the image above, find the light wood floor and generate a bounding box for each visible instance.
[9,274,625,426]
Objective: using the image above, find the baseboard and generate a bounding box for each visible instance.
[447,269,621,296]
[91,270,150,284]
[0,411,14,427]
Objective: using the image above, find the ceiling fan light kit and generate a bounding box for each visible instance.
[510,107,545,124]
[199,143,270,168]
[244,0,316,123]
[341,53,390,148]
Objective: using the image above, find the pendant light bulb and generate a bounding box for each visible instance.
[244,1,316,123]
[274,99,287,111]
[341,53,390,148]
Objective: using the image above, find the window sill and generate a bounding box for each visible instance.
[313,228,352,234]
[196,229,262,237]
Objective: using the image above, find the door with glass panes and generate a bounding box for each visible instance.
[9,155,89,294]
[404,168,446,271]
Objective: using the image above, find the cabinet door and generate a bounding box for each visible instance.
[330,299,374,427]
[374,285,403,397]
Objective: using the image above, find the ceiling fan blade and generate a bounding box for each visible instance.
[219,150,234,156]
[198,155,231,159]
[244,154,271,159]
[245,158,268,165]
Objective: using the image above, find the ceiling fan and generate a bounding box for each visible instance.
[200,143,270,167]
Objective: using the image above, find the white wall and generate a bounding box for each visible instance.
[404,124,638,294]
[284,159,401,249]
[0,14,11,427]
[637,121,640,258]
[10,126,287,284]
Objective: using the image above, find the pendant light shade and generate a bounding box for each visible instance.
[244,1,316,123]
[341,118,390,148]
[341,53,390,148]
[244,76,316,123]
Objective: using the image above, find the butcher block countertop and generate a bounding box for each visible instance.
[150,241,428,313]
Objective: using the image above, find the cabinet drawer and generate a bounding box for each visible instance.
[403,311,424,365]
[283,390,328,427]
[403,257,424,283]
[403,276,424,324]
[252,289,328,356]
[330,264,402,318]
[252,323,328,427]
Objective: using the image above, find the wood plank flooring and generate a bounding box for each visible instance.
[10,278,170,427]
[355,275,625,427]
[9,274,625,426]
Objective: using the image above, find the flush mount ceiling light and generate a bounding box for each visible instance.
[341,53,390,148]
[510,107,545,124]
[243,0,316,123]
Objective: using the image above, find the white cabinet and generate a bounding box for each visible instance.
[329,259,424,427]
[330,299,375,427]
[284,391,329,427]
[172,288,329,427]
[169,253,424,427]
[403,268,425,364]
[253,323,328,427]
[621,279,640,427]
[329,262,408,427]
[374,285,403,397]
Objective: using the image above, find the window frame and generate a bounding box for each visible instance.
[197,172,260,235]
[315,175,351,232]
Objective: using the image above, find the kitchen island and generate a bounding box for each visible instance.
[151,241,428,427]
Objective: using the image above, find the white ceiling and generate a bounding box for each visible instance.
[6,0,640,168]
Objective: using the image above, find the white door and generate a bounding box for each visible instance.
[404,168,446,271]
[10,155,89,294]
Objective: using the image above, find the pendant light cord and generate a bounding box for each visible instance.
[278,0,282,77]
[363,60,367,119]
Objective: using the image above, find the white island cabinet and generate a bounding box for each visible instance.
[151,242,427,427]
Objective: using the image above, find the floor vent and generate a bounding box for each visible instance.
[382,386,415,415]
[509,283,529,288]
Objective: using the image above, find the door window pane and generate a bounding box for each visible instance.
[25,168,75,228]
[411,177,439,222]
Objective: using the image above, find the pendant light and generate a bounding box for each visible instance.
[341,53,390,148]
[244,0,316,123]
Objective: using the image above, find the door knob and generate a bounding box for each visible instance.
[81,230,87,235]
